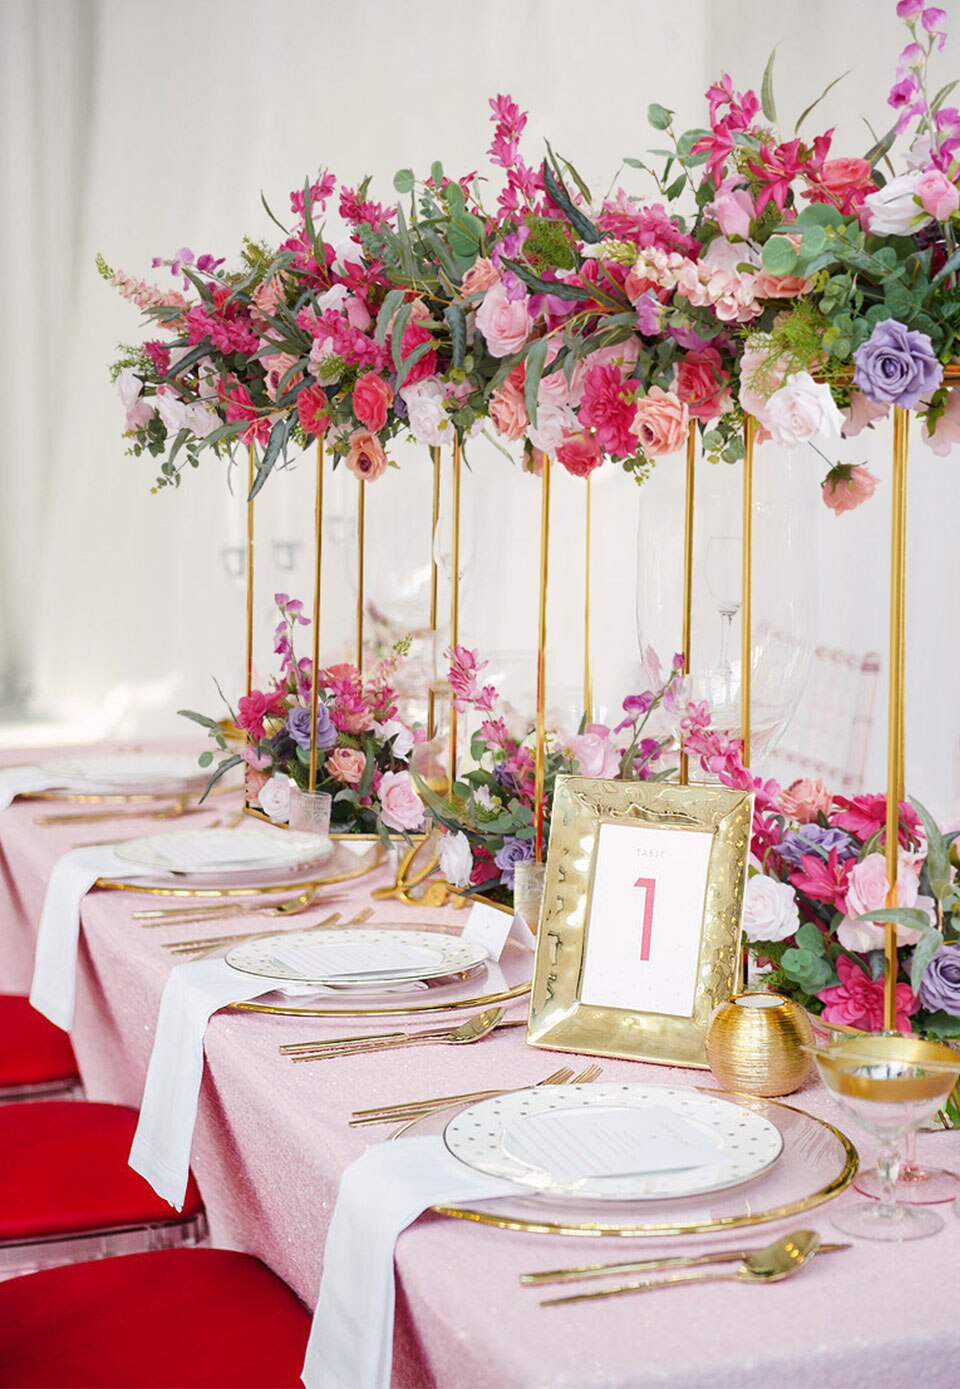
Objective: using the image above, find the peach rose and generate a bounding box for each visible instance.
[461,257,500,296]
[556,430,603,477]
[489,365,527,440]
[779,778,832,824]
[475,281,532,357]
[631,387,689,456]
[753,270,811,299]
[326,746,366,785]
[345,429,388,482]
[822,465,879,515]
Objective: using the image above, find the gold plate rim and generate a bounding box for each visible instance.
[230,978,531,1018]
[93,841,387,898]
[429,1090,858,1237]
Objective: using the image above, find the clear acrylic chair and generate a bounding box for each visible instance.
[766,645,881,793]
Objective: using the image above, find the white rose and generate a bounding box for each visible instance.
[378,719,414,760]
[116,366,144,411]
[258,773,292,823]
[315,283,349,313]
[308,337,342,385]
[154,389,190,435]
[742,874,800,943]
[863,172,931,236]
[439,831,473,889]
[401,378,449,447]
[183,400,220,437]
[331,238,365,276]
[764,371,843,447]
[526,373,577,454]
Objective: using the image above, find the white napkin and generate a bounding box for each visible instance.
[30,846,135,1030]
[0,765,64,810]
[302,1136,521,1389]
[129,958,267,1209]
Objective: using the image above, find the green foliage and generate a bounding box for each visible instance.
[647,103,673,131]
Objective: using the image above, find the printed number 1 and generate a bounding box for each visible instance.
[634,877,657,962]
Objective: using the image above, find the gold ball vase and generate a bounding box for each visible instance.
[705,992,815,1098]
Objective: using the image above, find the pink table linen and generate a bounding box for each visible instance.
[2,744,960,1388]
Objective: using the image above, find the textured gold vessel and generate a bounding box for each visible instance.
[706,992,814,1097]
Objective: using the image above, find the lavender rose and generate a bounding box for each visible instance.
[918,942,960,1015]
[494,835,534,888]
[778,825,858,868]
[852,319,943,409]
[287,702,337,751]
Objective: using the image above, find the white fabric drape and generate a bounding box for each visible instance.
[2,0,959,806]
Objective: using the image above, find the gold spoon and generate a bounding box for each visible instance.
[134,887,324,925]
[542,1231,822,1305]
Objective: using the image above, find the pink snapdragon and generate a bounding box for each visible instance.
[447,646,498,713]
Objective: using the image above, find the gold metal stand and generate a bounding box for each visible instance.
[308,439,324,791]
[885,406,909,1030]
[448,435,462,790]
[741,417,755,768]
[245,444,255,699]
[356,478,365,673]
[584,474,593,723]
[534,456,551,863]
[427,446,441,741]
[679,423,696,786]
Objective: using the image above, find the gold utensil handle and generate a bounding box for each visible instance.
[523,1241,849,1286]
[543,1269,738,1306]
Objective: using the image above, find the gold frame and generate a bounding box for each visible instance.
[527,776,752,1068]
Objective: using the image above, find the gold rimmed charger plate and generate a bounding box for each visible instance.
[415,1090,857,1237]
[94,839,388,898]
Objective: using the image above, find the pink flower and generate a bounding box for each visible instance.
[579,365,638,458]
[838,852,929,950]
[752,269,810,299]
[706,182,755,238]
[631,387,689,456]
[841,390,890,438]
[922,388,960,456]
[460,258,500,296]
[378,770,425,832]
[675,348,730,422]
[779,778,832,824]
[352,373,393,432]
[326,746,366,785]
[447,645,498,712]
[237,689,285,741]
[556,430,603,477]
[818,955,917,1033]
[764,372,843,447]
[566,725,621,779]
[345,429,388,482]
[475,281,532,357]
[832,793,920,844]
[526,372,577,455]
[296,385,330,439]
[398,307,438,385]
[916,168,960,220]
[806,158,877,216]
[488,365,528,440]
[822,464,879,515]
[790,849,852,911]
[243,765,270,807]
[262,352,301,403]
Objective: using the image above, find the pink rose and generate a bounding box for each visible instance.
[922,388,960,456]
[475,281,532,357]
[841,389,890,438]
[764,372,843,447]
[345,429,388,482]
[489,365,527,440]
[808,158,877,216]
[244,765,270,807]
[706,183,755,239]
[566,725,621,779]
[778,778,832,824]
[837,852,928,951]
[631,387,689,456]
[262,352,302,402]
[378,770,425,832]
[753,269,810,299]
[526,371,576,455]
[326,746,366,785]
[556,430,603,477]
[822,465,879,515]
[916,168,960,221]
[352,373,393,432]
[345,295,372,332]
[675,348,730,423]
[460,258,500,296]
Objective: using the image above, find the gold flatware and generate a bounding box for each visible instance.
[83,818,224,847]
[286,1006,520,1061]
[36,799,197,827]
[541,1231,824,1306]
[350,1064,602,1128]
[521,1238,851,1286]
[134,886,326,925]
[385,1064,603,1141]
[164,911,344,955]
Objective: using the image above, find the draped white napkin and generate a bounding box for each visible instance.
[129,958,267,1209]
[30,846,136,1030]
[302,1136,522,1389]
[0,765,64,810]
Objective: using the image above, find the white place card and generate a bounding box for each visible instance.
[461,902,535,962]
[502,1105,723,1185]
[266,938,441,980]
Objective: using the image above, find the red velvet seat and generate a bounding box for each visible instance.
[0,1101,205,1271]
[0,994,80,1097]
[0,1248,312,1388]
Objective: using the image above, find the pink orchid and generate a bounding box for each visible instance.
[789,848,852,911]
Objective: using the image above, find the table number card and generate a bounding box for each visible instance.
[528,777,752,1069]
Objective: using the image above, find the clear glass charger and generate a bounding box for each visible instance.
[402,1088,857,1237]
[95,838,388,898]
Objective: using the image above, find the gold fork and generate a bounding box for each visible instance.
[163,907,374,956]
[287,1008,526,1061]
[385,1064,603,1140]
[350,1064,602,1128]
[134,886,325,925]
[35,799,199,826]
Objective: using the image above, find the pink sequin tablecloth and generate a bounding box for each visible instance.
[2,744,960,1388]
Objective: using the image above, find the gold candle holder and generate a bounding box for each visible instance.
[705,992,814,1097]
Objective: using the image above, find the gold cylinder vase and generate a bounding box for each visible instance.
[705,992,814,1098]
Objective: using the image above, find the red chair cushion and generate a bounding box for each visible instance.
[0,1248,311,1387]
[0,994,78,1086]
[0,1101,203,1241]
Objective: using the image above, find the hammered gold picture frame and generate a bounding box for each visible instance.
[527,776,752,1069]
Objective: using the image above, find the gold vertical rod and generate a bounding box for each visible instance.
[534,456,552,863]
[427,446,441,742]
[245,444,255,699]
[741,417,755,768]
[308,440,324,792]
[583,475,593,724]
[355,479,365,673]
[679,422,696,786]
[447,435,462,790]
[885,407,909,1031]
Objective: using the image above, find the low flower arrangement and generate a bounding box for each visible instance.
[182,593,425,843]
[416,646,685,905]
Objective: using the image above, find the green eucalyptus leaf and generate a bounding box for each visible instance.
[198,753,242,804]
[794,69,851,135]
[444,304,467,368]
[395,339,436,391]
[393,168,415,194]
[760,48,778,125]
[390,303,413,372]
[647,103,673,131]
[501,258,595,302]
[430,160,444,185]
[795,921,826,954]
[857,906,933,931]
[541,160,600,244]
[178,709,223,733]
[524,336,549,428]
[247,416,291,501]
[375,288,406,344]
[761,235,799,276]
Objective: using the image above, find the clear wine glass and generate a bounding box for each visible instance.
[704,535,742,704]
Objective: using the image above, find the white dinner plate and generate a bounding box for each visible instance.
[226,927,488,987]
[42,752,207,793]
[114,827,332,876]
[442,1083,784,1202]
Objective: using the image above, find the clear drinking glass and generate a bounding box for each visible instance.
[513,861,547,933]
[815,1034,960,1241]
[288,787,333,837]
[854,1126,960,1204]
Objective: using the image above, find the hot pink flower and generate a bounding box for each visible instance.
[398,308,438,385]
[832,794,920,845]
[220,382,270,447]
[297,385,330,439]
[556,430,603,477]
[675,348,730,422]
[352,373,393,432]
[237,689,285,740]
[790,848,852,911]
[579,365,637,458]
[822,464,879,515]
[818,955,917,1033]
[378,770,425,832]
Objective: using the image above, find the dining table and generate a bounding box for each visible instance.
[2,740,959,1389]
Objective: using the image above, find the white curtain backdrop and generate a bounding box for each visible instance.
[2,0,959,808]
